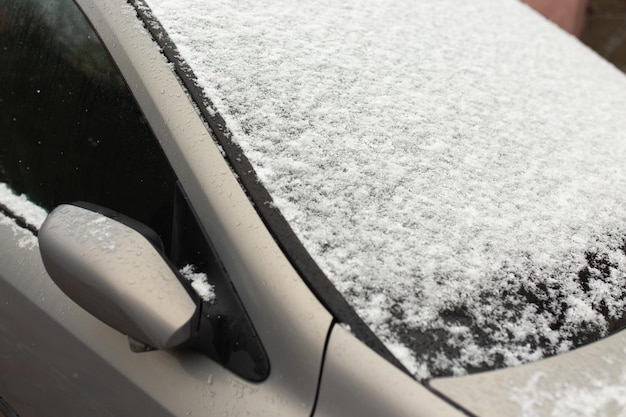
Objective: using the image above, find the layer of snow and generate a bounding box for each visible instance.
[142,0,626,378]
[180,264,216,303]
[0,183,48,229]
[0,183,48,249]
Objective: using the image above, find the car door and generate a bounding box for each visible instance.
[0,0,332,415]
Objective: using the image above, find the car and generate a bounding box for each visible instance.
[1,0,626,416]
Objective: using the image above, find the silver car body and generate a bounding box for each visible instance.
[0,0,460,415]
[0,1,624,416]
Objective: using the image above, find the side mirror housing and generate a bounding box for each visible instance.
[38,203,198,350]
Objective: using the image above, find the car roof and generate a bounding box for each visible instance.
[138,0,626,379]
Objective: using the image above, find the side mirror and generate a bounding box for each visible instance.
[38,203,198,351]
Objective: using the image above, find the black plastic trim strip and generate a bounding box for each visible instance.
[425,382,479,417]
[129,0,408,374]
[0,397,21,417]
[309,320,336,417]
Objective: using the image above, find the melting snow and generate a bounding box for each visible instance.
[180,264,216,303]
[141,0,626,378]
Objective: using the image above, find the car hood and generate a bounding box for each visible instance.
[138,0,626,379]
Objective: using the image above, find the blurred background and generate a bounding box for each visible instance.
[582,0,626,73]
[525,0,626,73]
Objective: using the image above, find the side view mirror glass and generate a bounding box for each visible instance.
[38,203,198,351]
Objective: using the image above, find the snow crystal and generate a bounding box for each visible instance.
[180,264,216,303]
[142,0,626,378]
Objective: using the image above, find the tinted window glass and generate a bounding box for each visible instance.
[0,0,268,381]
[0,0,174,242]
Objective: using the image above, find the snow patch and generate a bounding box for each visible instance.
[180,264,216,303]
[0,183,48,229]
[510,366,626,417]
[0,183,48,249]
[0,213,39,250]
[85,215,117,251]
[142,0,626,378]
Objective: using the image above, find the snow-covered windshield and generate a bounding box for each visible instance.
[140,0,626,379]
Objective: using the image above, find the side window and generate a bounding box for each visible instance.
[0,0,175,244]
[0,0,268,381]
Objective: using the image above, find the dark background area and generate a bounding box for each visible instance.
[524,0,626,73]
[581,0,626,73]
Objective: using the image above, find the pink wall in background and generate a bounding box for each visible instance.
[524,0,589,36]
